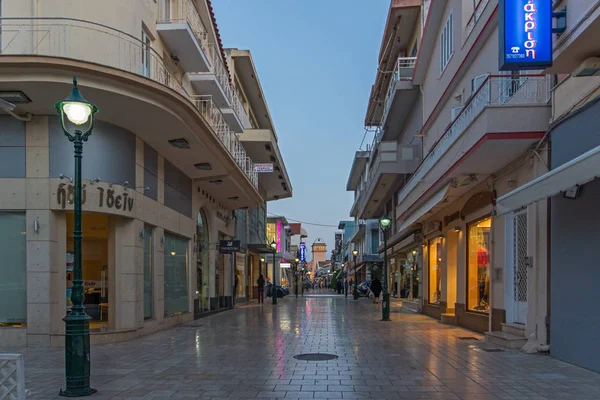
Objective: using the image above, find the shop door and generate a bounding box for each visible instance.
[513,211,528,324]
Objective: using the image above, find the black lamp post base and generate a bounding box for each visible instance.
[59,388,97,397]
[381,292,391,321]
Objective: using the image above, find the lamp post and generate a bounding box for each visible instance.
[56,77,99,397]
[379,215,392,321]
[270,240,277,305]
[352,249,359,299]
[294,257,300,298]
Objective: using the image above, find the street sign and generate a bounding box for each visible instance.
[499,0,553,70]
[280,263,291,269]
[219,240,240,253]
[254,163,274,173]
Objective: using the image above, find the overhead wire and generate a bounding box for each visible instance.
[267,212,339,228]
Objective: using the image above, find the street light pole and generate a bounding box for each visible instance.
[294,257,300,298]
[352,249,359,299]
[56,77,99,397]
[270,240,277,305]
[379,216,392,321]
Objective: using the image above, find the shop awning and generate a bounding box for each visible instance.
[496,145,600,215]
[247,243,274,253]
[397,183,451,232]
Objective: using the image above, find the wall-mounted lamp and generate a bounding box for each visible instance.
[171,251,176,256]
[33,218,39,233]
[89,177,101,185]
[59,173,73,183]
[453,226,462,233]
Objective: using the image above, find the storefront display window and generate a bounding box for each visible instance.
[0,213,26,326]
[196,210,209,312]
[400,249,420,299]
[143,224,153,320]
[164,232,188,315]
[467,217,491,313]
[67,213,110,330]
[429,237,442,304]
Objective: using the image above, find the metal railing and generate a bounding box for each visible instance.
[0,354,27,399]
[466,0,492,38]
[397,75,551,209]
[158,0,210,55]
[0,17,258,190]
[193,96,257,187]
[381,57,416,126]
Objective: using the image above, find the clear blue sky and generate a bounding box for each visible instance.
[212,0,389,255]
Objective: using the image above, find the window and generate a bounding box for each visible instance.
[164,232,188,315]
[370,229,379,254]
[467,217,491,312]
[0,213,26,325]
[196,210,209,312]
[142,28,152,78]
[428,237,443,304]
[143,224,154,320]
[440,11,454,73]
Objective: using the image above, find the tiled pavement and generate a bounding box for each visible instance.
[3,293,600,399]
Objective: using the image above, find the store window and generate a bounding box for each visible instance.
[164,232,188,315]
[467,217,491,312]
[196,210,209,312]
[429,237,443,304]
[143,224,154,320]
[67,213,110,330]
[400,249,420,299]
[0,212,26,326]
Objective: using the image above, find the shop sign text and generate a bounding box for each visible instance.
[57,183,134,212]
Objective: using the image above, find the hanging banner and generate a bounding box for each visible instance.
[299,242,306,262]
[499,0,553,71]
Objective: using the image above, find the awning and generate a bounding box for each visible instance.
[397,183,451,232]
[248,243,274,253]
[496,145,600,215]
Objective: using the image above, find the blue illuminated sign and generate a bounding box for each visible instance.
[499,0,553,71]
[299,242,306,262]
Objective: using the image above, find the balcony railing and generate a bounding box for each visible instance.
[466,0,492,38]
[158,0,210,55]
[194,95,258,188]
[0,17,258,189]
[396,75,551,208]
[381,57,416,126]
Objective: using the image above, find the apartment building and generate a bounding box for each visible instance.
[348,0,557,338]
[495,0,600,372]
[0,0,291,347]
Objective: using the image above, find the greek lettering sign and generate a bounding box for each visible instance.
[499,0,553,71]
[299,242,306,262]
[254,163,274,173]
[219,240,240,253]
[56,183,134,212]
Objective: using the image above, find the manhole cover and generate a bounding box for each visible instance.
[457,336,479,340]
[480,348,504,352]
[293,353,338,361]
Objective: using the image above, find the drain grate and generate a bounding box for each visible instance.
[293,353,338,361]
[457,336,479,340]
[480,348,504,352]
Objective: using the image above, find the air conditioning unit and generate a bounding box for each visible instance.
[573,57,600,77]
[451,106,464,121]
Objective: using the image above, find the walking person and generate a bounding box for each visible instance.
[257,274,265,304]
[371,277,382,304]
[344,278,348,298]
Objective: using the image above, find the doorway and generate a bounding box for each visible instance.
[506,210,528,324]
[66,213,111,331]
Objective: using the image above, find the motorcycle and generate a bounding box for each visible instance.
[265,282,287,298]
[357,281,372,298]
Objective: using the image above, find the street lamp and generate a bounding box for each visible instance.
[56,77,99,397]
[294,257,300,298]
[352,249,359,299]
[379,215,392,321]
[270,240,277,305]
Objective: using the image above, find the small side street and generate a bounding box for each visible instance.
[3,295,600,400]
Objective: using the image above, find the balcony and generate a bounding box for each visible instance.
[156,0,211,72]
[0,17,259,190]
[193,96,258,188]
[358,141,420,219]
[381,57,419,138]
[396,75,552,219]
